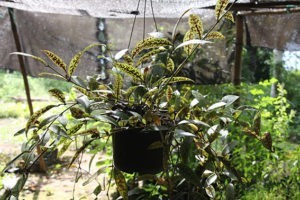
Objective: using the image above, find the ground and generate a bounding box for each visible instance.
[0,118,113,200]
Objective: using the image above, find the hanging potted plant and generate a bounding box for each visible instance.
[3,0,273,198]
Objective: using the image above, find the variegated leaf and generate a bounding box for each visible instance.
[183,30,195,55]
[136,48,166,66]
[10,52,47,66]
[206,31,225,40]
[70,107,86,119]
[68,139,94,168]
[68,44,104,76]
[162,77,195,85]
[58,139,72,157]
[166,57,175,72]
[215,0,229,20]
[113,73,123,100]
[67,123,84,135]
[74,128,99,136]
[114,168,128,200]
[166,85,173,101]
[42,50,67,72]
[114,62,143,81]
[74,86,95,99]
[39,72,66,80]
[131,37,172,57]
[224,12,234,23]
[48,88,66,104]
[188,14,204,39]
[25,105,56,133]
[123,54,133,66]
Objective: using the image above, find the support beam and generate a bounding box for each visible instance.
[232,15,243,86]
[8,8,47,173]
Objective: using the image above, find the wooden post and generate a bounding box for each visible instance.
[8,8,47,173]
[232,15,244,86]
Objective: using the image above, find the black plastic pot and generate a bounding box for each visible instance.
[113,128,164,174]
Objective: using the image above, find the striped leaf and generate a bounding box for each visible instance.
[67,123,84,135]
[166,85,173,102]
[224,12,234,23]
[39,72,66,80]
[25,105,56,133]
[113,73,123,100]
[166,57,175,72]
[123,54,133,66]
[10,52,47,66]
[74,128,99,136]
[206,31,225,40]
[162,77,195,85]
[131,37,172,57]
[114,168,128,200]
[136,48,166,66]
[48,88,66,104]
[74,86,95,99]
[68,139,94,168]
[42,50,67,72]
[183,30,195,55]
[70,107,86,119]
[58,139,72,157]
[188,14,204,39]
[215,0,229,20]
[114,62,143,81]
[68,44,104,76]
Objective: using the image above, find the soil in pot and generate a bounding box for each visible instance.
[113,128,164,174]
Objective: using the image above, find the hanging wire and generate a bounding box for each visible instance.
[128,0,141,49]
[150,0,158,32]
[143,0,147,40]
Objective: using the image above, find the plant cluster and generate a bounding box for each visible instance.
[1,0,272,199]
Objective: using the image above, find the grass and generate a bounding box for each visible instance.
[0,69,72,102]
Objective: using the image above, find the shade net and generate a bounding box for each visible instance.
[0,0,299,83]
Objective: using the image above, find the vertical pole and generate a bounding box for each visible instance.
[8,8,47,173]
[232,14,244,86]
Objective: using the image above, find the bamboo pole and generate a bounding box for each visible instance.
[8,8,47,173]
[232,14,244,86]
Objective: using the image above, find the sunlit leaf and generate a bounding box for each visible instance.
[188,14,204,39]
[205,173,218,186]
[114,168,128,200]
[131,37,172,57]
[114,62,143,81]
[175,39,212,51]
[207,102,226,111]
[115,49,129,60]
[68,44,104,76]
[48,88,66,104]
[205,185,216,198]
[175,129,195,137]
[113,73,123,100]
[224,12,234,23]
[136,48,166,66]
[221,95,239,106]
[70,107,86,119]
[215,0,229,20]
[68,139,94,168]
[183,30,195,55]
[42,50,67,72]
[166,57,175,72]
[10,52,47,66]
[206,31,225,40]
[25,105,56,133]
